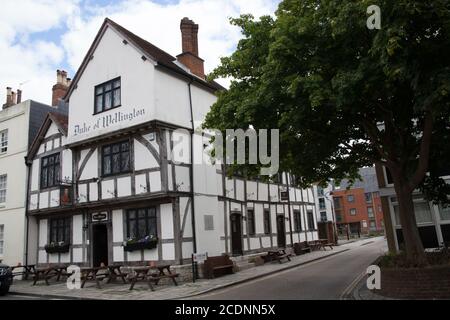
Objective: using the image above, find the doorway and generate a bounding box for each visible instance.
[230,213,243,255]
[277,216,286,248]
[92,224,108,267]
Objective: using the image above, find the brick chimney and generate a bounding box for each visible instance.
[176,17,205,79]
[52,70,71,107]
[17,89,22,104]
[2,87,14,110]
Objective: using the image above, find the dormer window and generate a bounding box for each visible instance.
[94,77,121,114]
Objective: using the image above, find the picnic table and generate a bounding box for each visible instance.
[106,265,128,284]
[32,266,67,286]
[264,249,292,263]
[129,264,179,291]
[80,267,109,289]
[11,264,36,280]
[308,239,334,251]
[319,239,334,250]
[128,266,159,291]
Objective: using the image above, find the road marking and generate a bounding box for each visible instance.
[340,270,366,300]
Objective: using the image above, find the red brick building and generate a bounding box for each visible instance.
[333,187,384,238]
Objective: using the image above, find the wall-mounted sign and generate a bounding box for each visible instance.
[60,185,73,206]
[192,252,208,263]
[280,191,289,201]
[73,107,146,136]
[92,212,108,222]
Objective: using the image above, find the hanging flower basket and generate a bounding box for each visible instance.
[123,236,158,252]
[45,242,71,254]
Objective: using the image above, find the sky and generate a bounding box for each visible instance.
[0,0,280,106]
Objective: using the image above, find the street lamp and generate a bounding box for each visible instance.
[323,190,339,244]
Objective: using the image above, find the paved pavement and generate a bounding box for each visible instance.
[2,237,386,300]
[192,237,387,300]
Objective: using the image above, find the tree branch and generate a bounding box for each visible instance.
[409,110,434,192]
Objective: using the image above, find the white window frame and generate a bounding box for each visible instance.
[0,129,7,154]
[0,174,6,205]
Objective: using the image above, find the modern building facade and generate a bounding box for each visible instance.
[375,164,450,252]
[0,82,66,265]
[331,167,385,238]
[25,18,319,269]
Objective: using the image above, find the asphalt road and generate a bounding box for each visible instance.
[0,294,48,300]
[193,237,387,300]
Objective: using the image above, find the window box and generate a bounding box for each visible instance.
[44,242,70,254]
[123,236,158,252]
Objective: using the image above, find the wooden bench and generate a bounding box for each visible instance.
[203,255,234,279]
[293,242,311,255]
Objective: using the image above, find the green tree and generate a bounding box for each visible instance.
[204,0,450,265]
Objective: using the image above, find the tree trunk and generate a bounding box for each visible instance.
[391,170,427,266]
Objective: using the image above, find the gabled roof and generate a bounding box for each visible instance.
[27,112,68,162]
[64,18,225,101]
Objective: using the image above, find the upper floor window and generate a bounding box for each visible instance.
[94,77,121,114]
[367,207,374,218]
[317,186,324,197]
[347,194,355,202]
[350,208,357,216]
[365,192,372,203]
[319,198,326,210]
[41,153,60,189]
[320,211,327,222]
[0,175,7,204]
[49,217,71,243]
[102,140,130,176]
[126,207,157,240]
[247,209,255,236]
[0,130,7,153]
[294,210,302,231]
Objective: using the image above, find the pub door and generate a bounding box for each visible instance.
[277,216,286,248]
[92,224,108,267]
[230,213,243,255]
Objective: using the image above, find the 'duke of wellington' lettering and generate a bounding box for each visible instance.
[102,108,146,128]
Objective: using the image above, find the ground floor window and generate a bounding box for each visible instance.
[263,209,271,234]
[307,210,315,230]
[49,217,71,243]
[126,207,157,239]
[294,210,302,231]
[0,224,4,255]
[247,209,255,236]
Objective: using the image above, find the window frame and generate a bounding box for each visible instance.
[263,209,271,234]
[347,194,355,202]
[293,210,302,232]
[49,217,71,244]
[307,210,315,230]
[247,209,256,236]
[94,77,122,115]
[0,174,6,204]
[0,129,8,154]
[40,153,61,190]
[350,208,357,216]
[126,207,157,240]
[101,140,131,177]
[367,207,374,218]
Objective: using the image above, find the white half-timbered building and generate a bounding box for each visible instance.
[26,18,319,268]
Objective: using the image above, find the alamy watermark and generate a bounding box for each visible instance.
[367,5,381,30]
[366,265,381,290]
[170,123,279,176]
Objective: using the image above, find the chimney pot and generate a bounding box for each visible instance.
[17,89,22,104]
[52,69,70,107]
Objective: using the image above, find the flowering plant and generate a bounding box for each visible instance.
[123,235,158,252]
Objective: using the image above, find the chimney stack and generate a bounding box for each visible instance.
[2,87,14,109]
[52,70,71,107]
[17,89,22,104]
[177,18,205,79]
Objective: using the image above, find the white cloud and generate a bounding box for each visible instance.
[0,0,279,106]
[62,0,279,87]
[0,0,80,105]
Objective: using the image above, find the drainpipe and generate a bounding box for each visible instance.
[24,157,32,267]
[285,173,294,247]
[187,81,197,256]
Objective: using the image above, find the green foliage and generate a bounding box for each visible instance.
[204,0,450,200]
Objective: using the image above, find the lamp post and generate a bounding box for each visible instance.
[324,190,338,244]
